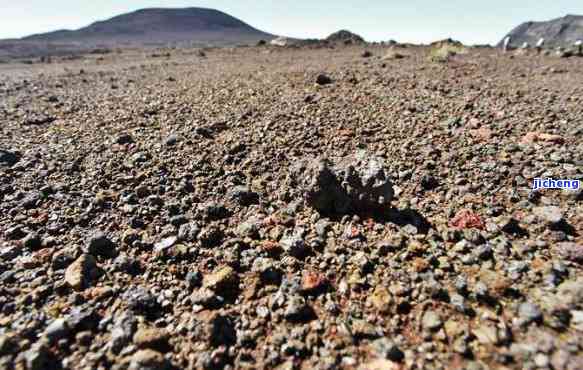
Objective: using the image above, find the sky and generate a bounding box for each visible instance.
[0,1,581,45]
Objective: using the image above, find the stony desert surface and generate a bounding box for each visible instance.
[1,45,583,370]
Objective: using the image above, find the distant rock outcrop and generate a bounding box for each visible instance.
[499,14,583,48]
[326,30,365,44]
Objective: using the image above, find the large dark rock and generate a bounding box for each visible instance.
[295,151,394,214]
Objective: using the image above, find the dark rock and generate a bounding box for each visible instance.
[87,231,117,258]
[199,202,230,221]
[0,149,20,167]
[371,338,405,362]
[116,133,134,144]
[228,186,259,206]
[421,175,439,190]
[24,343,52,370]
[316,74,333,85]
[284,295,315,322]
[23,233,43,250]
[123,287,162,317]
[165,134,178,146]
[169,215,188,226]
[296,151,394,214]
[206,314,237,347]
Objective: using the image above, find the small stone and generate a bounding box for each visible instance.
[24,343,51,370]
[451,293,468,313]
[133,327,170,352]
[124,287,161,316]
[301,271,327,294]
[129,349,169,370]
[473,324,498,345]
[65,254,100,291]
[368,286,393,313]
[518,302,543,325]
[203,266,238,292]
[44,318,70,343]
[554,242,583,264]
[0,149,20,167]
[284,295,314,322]
[0,335,16,355]
[236,221,259,239]
[205,314,237,347]
[534,353,550,368]
[534,206,563,224]
[449,209,485,230]
[4,225,26,240]
[191,287,222,308]
[297,152,394,214]
[169,215,188,227]
[154,236,177,252]
[371,338,404,362]
[23,233,43,250]
[358,359,400,370]
[186,270,203,288]
[351,320,381,339]
[165,134,178,146]
[420,175,439,190]
[316,73,333,85]
[116,133,134,144]
[315,220,331,238]
[280,233,308,258]
[228,186,259,206]
[178,223,200,242]
[422,310,442,331]
[87,232,117,258]
[199,202,230,221]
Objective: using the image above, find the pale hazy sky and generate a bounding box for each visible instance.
[1,1,581,44]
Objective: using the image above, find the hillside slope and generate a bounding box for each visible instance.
[499,14,583,48]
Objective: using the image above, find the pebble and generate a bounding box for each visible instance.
[129,349,169,370]
[316,73,333,85]
[534,206,564,224]
[43,318,70,343]
[87,231,117,258]
[133,327,170,352]
[371,338,404,362]
[518,302,543,325]
[203,266,238,292]
[422,311,443,331]
[65,254,100,291]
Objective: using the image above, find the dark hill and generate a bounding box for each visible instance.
[499,14,583,48]
[326,30,365,44]
[0,8,275,57]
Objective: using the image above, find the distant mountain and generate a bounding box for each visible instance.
[0,7,275,57]
[499,14,583,48]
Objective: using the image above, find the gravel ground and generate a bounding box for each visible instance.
[0,45,582,370]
